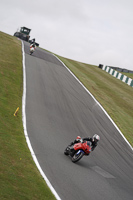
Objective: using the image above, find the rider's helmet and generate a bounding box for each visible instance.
[76,136,81,141]
[92,134,100,142]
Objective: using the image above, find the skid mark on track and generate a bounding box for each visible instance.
[92,166,115,178]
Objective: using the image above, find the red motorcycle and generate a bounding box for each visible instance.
[64,139,92,163]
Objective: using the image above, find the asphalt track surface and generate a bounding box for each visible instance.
[24,41,133,200]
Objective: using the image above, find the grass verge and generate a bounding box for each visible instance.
[0,31,56,200]
[56,55,133,147]
[0,30,132,200]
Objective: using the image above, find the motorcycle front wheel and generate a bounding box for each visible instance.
[72,151,84,163]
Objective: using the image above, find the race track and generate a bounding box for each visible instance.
[23,41,133,200]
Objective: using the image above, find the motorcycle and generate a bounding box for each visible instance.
[64,138,92,163]
[29,45,35,55]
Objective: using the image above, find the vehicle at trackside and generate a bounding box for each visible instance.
[14,26,39,47]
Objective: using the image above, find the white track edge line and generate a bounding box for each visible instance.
[21,41,62,200]
[54,55,133,151]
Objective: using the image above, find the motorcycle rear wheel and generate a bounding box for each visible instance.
[64,148,69,155]
[72,151,84,163]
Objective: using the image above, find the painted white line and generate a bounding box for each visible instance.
[122,75,127,82]
[21,41,61,200]
[54,55,133,151]
[102,65,106,70]
[127,78,132,86]
[109,68,113,75]
[106,66,110,72]
[117,73,122,80]
[113,71,117,77]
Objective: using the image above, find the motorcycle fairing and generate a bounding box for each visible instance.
[73,141,91,155]
[76,150,84,155]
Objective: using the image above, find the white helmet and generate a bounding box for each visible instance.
[93,134,100,142]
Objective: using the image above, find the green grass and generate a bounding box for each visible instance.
[0,31,56,200]
[0,30,133,200]
[55,55,133,147]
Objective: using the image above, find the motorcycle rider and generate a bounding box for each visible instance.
[30,38,36,54]
[30,38,36,48]
[70,134,100,151]
[30,38,36,45]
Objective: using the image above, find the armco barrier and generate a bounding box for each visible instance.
[102,65,133,87]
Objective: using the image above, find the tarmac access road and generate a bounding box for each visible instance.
[23,41,133,200]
